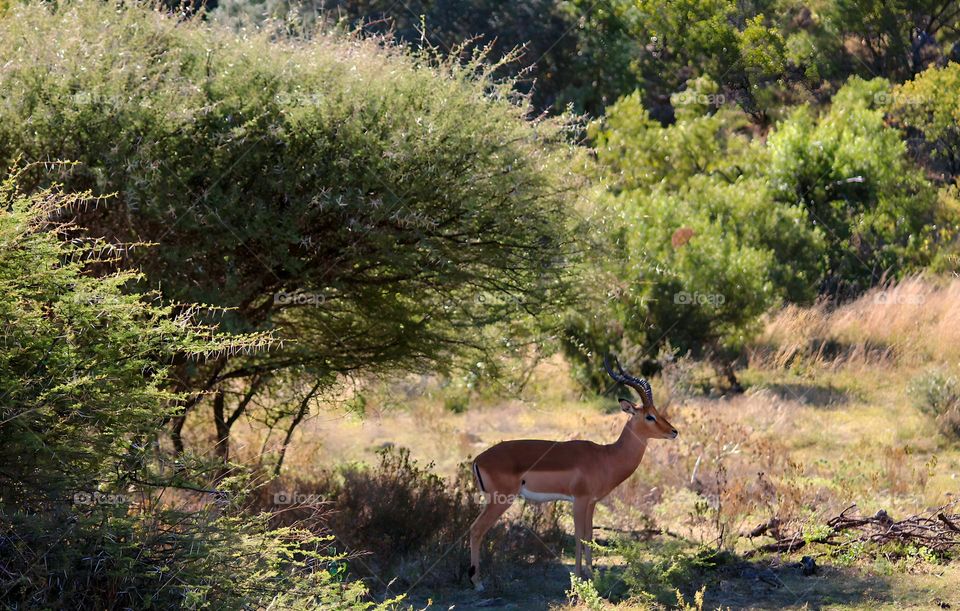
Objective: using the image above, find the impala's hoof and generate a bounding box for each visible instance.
[474,581,485,592]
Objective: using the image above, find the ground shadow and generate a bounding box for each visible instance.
[706,562,947,610]
[761,382,852,408]
[400,539,954,610]
[403,559,572,610]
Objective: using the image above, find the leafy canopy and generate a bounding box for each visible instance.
[0,0,588,456]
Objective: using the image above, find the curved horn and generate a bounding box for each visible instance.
[604,353,654,409]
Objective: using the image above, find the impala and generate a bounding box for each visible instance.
[467,355,678,591]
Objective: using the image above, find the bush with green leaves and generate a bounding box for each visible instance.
[0,166,392,609]
[213,0,628,116]
[566,574,608,610]
[565,79,824,388]
[594,538,734,607]
[0,0,587,459]
[566,75,953,389]
[893,62,960,179]
[765,76,943,296]
[210,0,960,122]
[908,368,960,439]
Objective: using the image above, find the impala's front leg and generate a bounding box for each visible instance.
[573,497,590,578]
[583,500,597,578]
[469,497,512,591]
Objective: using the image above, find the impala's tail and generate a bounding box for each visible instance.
[472,459,486,493]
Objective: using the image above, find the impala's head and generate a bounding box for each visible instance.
[605,354,678,440]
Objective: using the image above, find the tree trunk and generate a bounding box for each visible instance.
[274,380,323,477]
[212,389,230,471]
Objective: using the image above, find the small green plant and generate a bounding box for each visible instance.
[613,539,733,606]
[833,539,868,567]
[803,523,834,545]
[908,368,960,438]
[567,574,607,610]
[676,586,707,611]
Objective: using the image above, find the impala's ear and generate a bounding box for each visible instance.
[619,399,637,414]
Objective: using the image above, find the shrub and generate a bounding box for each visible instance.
[262,446,566,590]
[571,74,954,391]
[766,76,944,297]
[0,166,388,609]
[567,79,824,389]
[909,368,960,439]
[567,574,608,610]
[892,62,960,189]
[611,538,736,607]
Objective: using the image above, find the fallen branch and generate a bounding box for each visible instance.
[746,502,960,558]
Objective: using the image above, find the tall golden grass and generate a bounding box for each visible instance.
[755,275,960,368]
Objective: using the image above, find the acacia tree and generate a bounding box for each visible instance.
[0,1,587,467]
[213,0,616,115]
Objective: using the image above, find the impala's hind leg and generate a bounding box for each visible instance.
[469,492,514,592]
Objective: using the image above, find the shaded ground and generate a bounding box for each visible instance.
[400,555,960,610]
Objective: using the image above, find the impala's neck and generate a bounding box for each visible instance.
[606,418,648,479]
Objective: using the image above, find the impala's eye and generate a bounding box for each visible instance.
[645,414,656,422]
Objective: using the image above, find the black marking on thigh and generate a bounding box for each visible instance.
[473,461,486,493]
[469,565,476,578]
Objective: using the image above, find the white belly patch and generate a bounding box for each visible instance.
[519,484,574,503]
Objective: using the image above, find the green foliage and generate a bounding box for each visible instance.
[567,574,608,610]
[210,0,960,122]
[572,72,951,383]
[567,79,825,384]
[824,0,960,80]
[0,167,390,608]
[739,15,786,81]
[0,0,587,453]
[612,539,735,607]
[767,77,942,295]
[909,367,960,439]
[893,62,960,178]
[214,0,630,116]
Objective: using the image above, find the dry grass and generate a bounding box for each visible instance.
[181,276,960,607]
[755,275,960,368]
[235,278,960,549]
